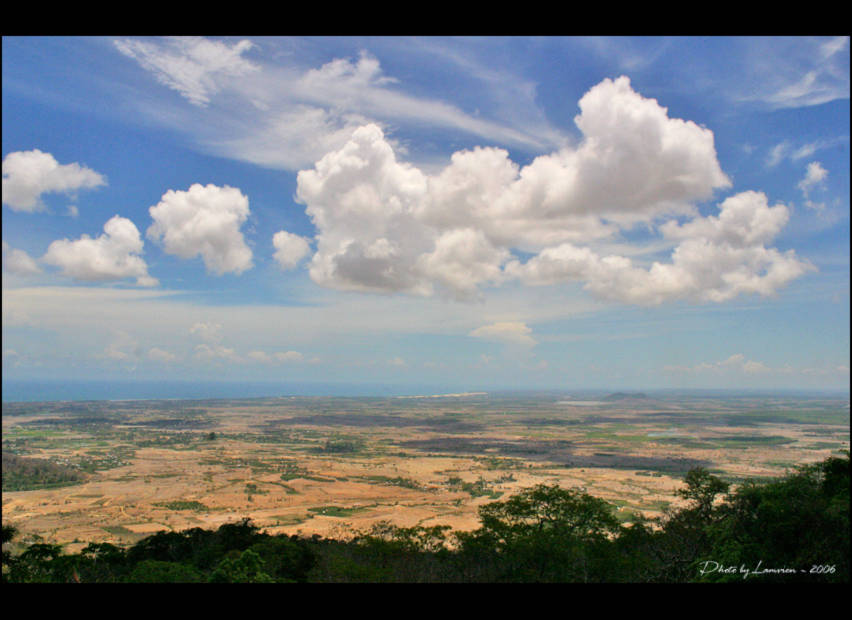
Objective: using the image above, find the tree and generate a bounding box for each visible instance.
[700,453,850,582]
[457,484,621,582]
[650,467,729,582]
[215,518,262,553]
[128,559,203,583]
[78,542,128,582]
[476,483,621,544]
[208,549,274,583]
[7,543,72,582]
[249,536,316,582]
[2,525,18,582]
[676,467,729,516]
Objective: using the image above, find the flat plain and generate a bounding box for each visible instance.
[2,391,849,551]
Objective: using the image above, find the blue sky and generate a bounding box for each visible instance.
[2,36,849,394]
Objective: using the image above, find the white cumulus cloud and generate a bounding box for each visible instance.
[2,241,42,276]
[798,161,830,210]
[272,230,311,270]
[292,77,810,306]
[247,350,304,364]
[189,321,223,343]
[148,347,178,363]
[194,343,242,363]
[509,191,814,305]
[2,149,106,212]
[147,183,253,275]
[469,321,537,346]
[665,354,799,377]
[42,215,158,286]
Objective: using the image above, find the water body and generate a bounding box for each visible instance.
[1,379,473,403]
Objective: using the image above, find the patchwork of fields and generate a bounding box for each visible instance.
[2,391,848,551]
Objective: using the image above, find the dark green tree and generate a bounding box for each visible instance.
[677,467,730,516]
[128,559,204,583]
[249,536,316,582]
[7,543,75,582]
[1,525,18,582]
[649,467,730,582]
[77,542,129,582]
[456,484,621,582]
[700,453,849,582]
[208,549,273,583]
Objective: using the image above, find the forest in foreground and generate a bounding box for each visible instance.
[2,453,848,583]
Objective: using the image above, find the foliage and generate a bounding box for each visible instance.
[455,484,622,582]
[446,476,501,498]
[153,500,209,511]
[677,467,730,513]
[698,452,849,582]
[208,549,273,583]
[316,438,364,454]
[129,559,204,583]
[1,452,86,491]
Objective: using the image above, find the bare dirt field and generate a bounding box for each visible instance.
[2,392,848,552]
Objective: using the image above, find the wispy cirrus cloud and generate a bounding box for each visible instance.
[739,36,850,109]
[766,137,847,168]
[112,38,566,171]
[114,36,259,107]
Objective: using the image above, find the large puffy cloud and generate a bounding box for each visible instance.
[416,228,509,299]
[296,125,522,299]
[569,76,731,217]
[2,149,106,212]
[415,75,731,246]
[508,191,814,305]
[659,191,790,247]
[42,215,158,286]
[297,123,434,295]
[293,77,811,305]
[147,183,253,275]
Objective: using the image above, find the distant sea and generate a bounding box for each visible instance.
[3,379,846,403]
[1,380,473,403]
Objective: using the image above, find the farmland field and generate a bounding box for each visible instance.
[2,391,848,553]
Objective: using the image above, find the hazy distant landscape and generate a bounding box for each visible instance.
[4,390,847,552]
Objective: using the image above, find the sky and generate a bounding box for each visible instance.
[2,36,849,396]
